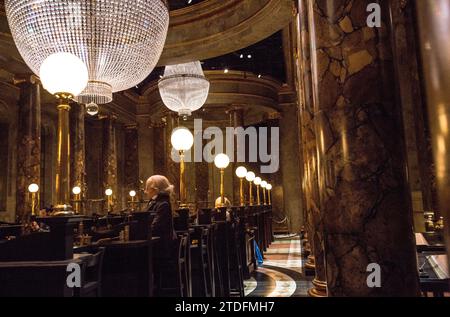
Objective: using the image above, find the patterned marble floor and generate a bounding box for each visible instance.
[244,234,313,297]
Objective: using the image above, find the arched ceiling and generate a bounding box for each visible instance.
[159,0,295,65]
[131,70,282,126]
[0,0,294,74]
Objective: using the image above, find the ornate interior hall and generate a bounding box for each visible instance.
[0,0,449,299]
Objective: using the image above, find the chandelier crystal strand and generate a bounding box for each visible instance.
[159,61,210,118]
[5,0,169,104]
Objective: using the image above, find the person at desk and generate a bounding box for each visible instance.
[144,175,177,246]
[215,196,232,222]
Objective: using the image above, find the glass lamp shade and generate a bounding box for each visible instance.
[171,127,194,151]
[105,189,113,196]
[5,0,169,104]
[28,183,39,193]
[246,172,256,182]
[86,102,99,116]
[235,166,248,178]
[129,190,137,197]
[261,181,268,188]
[254,177,262,186]
[266,184,273,190]
[40,53,88,96]
[214,154,230,169]
[72,186,82,195]
[159,61,210,117]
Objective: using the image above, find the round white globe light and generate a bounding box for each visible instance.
[261,181,268,188]
[28,183,39,193]
[235,166,248,178]
[214,154,230,169]
[86,102,99,116]
[129,190,137,197]
[171,127,194,151]
[254,177,262,186]
[246,172,256,182]
[105,189,113,196]
[39,52,88,96]
[266,184,273,190]
[72,186,81,195]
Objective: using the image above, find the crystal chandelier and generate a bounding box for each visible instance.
[5,0,169,105]
[159,61,210,119]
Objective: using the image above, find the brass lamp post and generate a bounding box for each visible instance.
[28,183,39,217]
[235,166,248,206]
[129,190,137,212]
[266,184,272,205]
[214,154,231,207]
[171,127,194,207]
[254,177,262,205]
[105,188,113,214]
[72,186,82,214]
[245,171,256,206]
[261,180,268,205]
[39,53,88,215]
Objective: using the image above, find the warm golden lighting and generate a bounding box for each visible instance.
[72,186,81,195]
[254,177,262,205]
[214,153,230,169]
[266,183,272,205]
[215,154,230,207]
[129,190,137,212]
[261,181,268,205]
[235,166,247,206]
[72,186,82,214]
[28,183,39,193]
[105,188,113,213]
[235,166,248,178]
[171,127,194,151]
[40,53,88,97]
[28,183,39,217]
[246,171,256,205]
[171,127,194,207]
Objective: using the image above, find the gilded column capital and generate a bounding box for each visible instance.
[98,113,118,121]
[13,74,40,86]
[125,123,139,130]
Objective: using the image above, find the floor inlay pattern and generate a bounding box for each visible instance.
[245,235,313,297]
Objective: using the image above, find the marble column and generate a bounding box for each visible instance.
[70,103,86,209]
[165,113,180,206]
[15,75,41,223]
[124,124,140,191]
[152,120,166,176]
[296,0,327,297]
[229,107,245,205]
[279,104,304,232]
[415,0,450,270]
[102,114,118,213]
[307,0,419,296]
[388,0,438,230]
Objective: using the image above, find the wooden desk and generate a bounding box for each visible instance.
[97,239,157,297]
[0,254,92,297]
[419,253,450,297]
[416,232,446,253]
